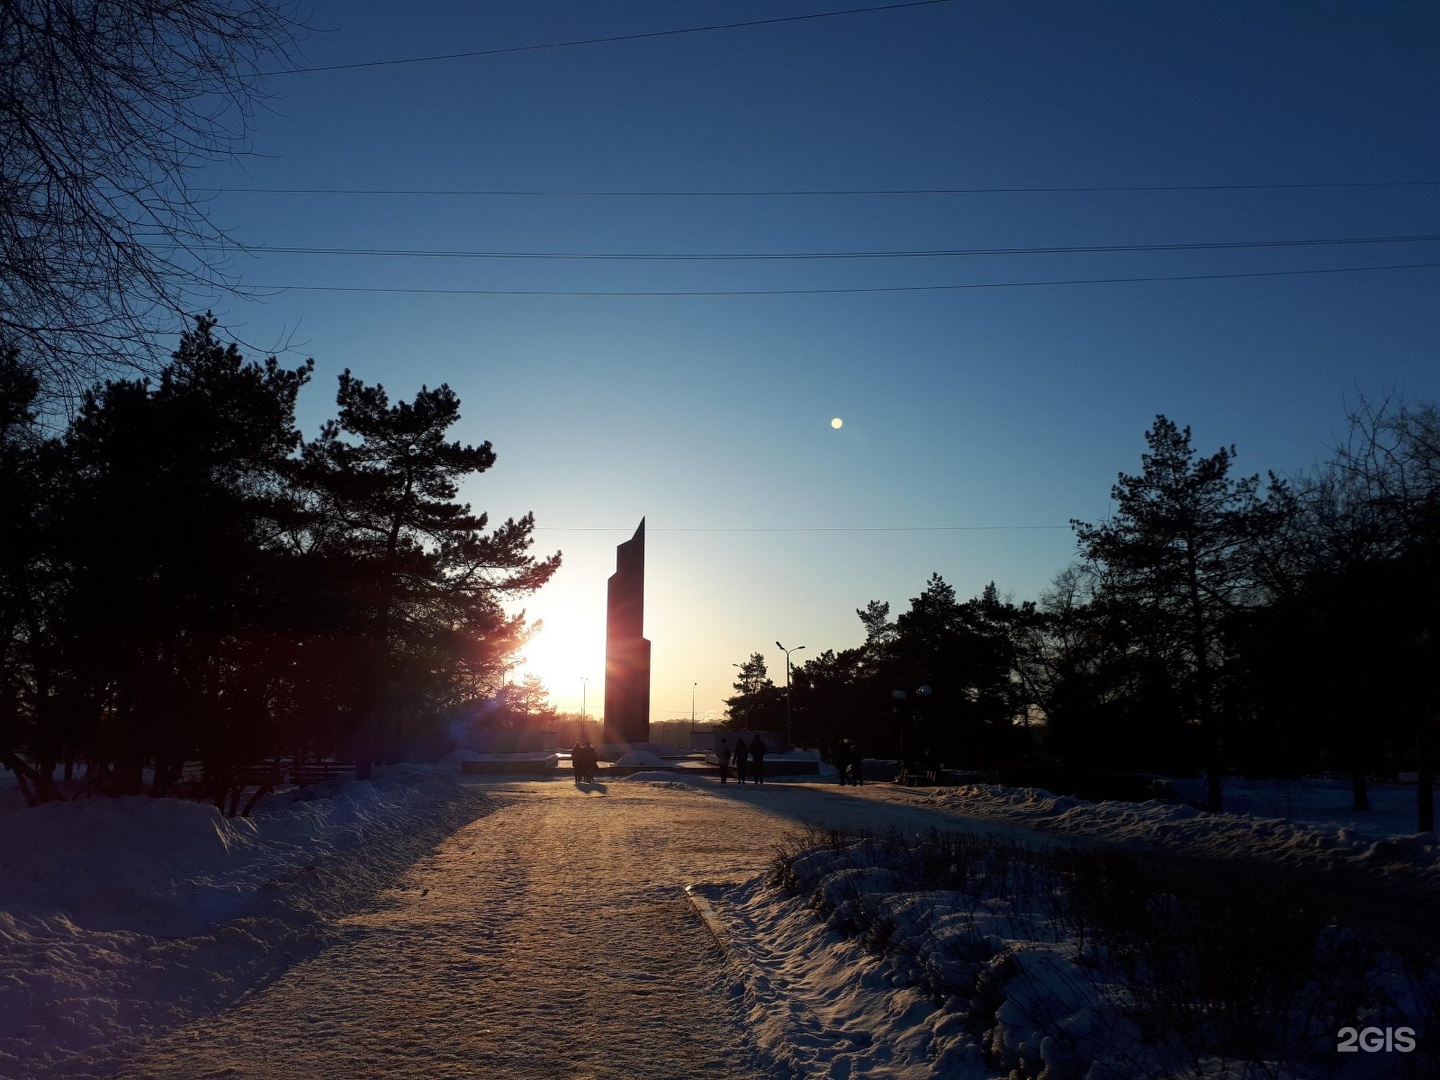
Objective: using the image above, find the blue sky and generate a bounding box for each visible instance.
[193,0,1439,723]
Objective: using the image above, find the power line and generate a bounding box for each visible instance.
[265,0,955,76]
[250,261,1440,297]
[207,180,1440,198]
[532,525,1074,533]
[233,234,1440,262]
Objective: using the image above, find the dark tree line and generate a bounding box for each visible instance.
[727,406,1439,825]
[1231,399,1440,826]
[0,318,559,807]
[727,578,1033,769]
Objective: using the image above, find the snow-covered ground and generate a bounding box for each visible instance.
[914,776,1440,885]
[1,767,1436,1078]
[696,775,1440,1079]
[0,767,495,1078]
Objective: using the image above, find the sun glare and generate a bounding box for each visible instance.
[513,608,604,713]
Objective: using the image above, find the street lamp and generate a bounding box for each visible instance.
[580,677,588,742]
[892,688,909,774]
[776,641,806,749]
[690,682,698,733]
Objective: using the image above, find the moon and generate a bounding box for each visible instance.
[830,417,843,429]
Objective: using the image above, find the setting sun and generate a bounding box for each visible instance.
[512,605,606,715]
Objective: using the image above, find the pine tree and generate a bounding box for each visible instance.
[1073,416,1292,810]
[54,316,313,794]
[302,372,559,773]
[725,653,784,731]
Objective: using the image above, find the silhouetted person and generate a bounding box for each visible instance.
[571,742,585,785]
[836,740,851,785]
[717,738,732,784]
[750,736,765,784]
[577,741,597,782]
[848,741,864,786]
[734,738,748,784]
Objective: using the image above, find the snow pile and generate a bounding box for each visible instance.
[692,777,1440,1078]
[612,750,666,768]
[699,875,988,1079]
[616,770,691,788]
[0,767,493,1080]
[724,830,1439,1080]
[921,779,1440,883]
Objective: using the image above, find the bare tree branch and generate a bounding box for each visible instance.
[0,0,305,405]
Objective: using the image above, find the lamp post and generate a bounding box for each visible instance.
[916,685,933,766]
[891,689,909,775]
[690,682,698,735]
[495,661,515,728]
[776,641,806,749]
[580,677,588,742]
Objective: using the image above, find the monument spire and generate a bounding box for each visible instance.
[603,518,650,746]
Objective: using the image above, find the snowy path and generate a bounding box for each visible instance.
[32,771,1435,1079]
[109,777,831,1080]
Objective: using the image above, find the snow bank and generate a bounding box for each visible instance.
[612,750,666,768]
[920,779,1440,884]
[440,749,558,764]
[707,874,989,1080]
[0,766,494,1080]
[729,827,1439,1079]
[615,770,696,789]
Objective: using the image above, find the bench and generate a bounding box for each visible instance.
[898,764,948,787]
[230,763,286,787]
[898,765,925,786]
[201,759,357,816]
[287,760,357,785]
[211,761,286,817]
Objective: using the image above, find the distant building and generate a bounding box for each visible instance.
[603,519,650,745]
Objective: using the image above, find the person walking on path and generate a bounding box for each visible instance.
[716,738,732,784]
[571,742,586,785]
[733,737,748,784]
[750,736,766,784]
[848,742,864,786]
[836,740,851,786]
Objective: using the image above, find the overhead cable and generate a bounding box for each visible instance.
[249,262,1440,297]
[265,0,955,75]
[232,234,1440,262]
[532,525,1072,532]
[207,180,1440,198]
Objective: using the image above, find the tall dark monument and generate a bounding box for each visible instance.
[604,519,651,746]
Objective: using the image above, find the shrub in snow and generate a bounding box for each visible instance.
[766,825,1440,1080]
